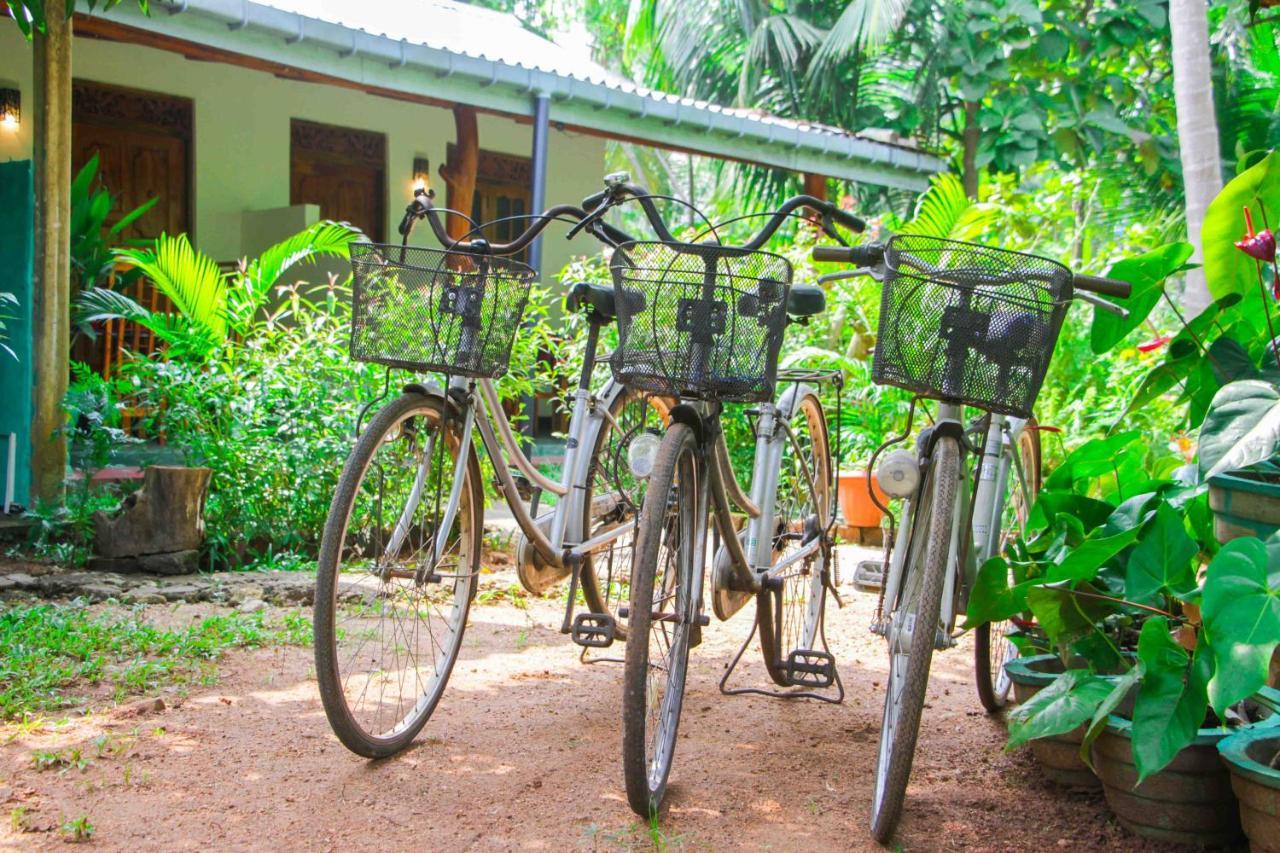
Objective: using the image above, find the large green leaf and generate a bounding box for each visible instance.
[231,220,360,333]
[1132,618,1210,783]
[1044,430,1142,491]
[1198,380,1280,478]
[1029,491,1116,533]
[963,557,1026,628]
[1079,663,1144,767]
[1027,582,1114,649]
[1202,538,1280,715]
[1202,151,1280,333]
[1089,242,1194,354]
[1046,526,1141,583]
[1007,669,1114,750]
[1124,501,1197,604]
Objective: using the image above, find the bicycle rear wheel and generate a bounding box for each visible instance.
[314,392,481,759]
[871,435,960,843]
[756,391,831,684]
[622,423,699,815]
[974,421,1041,713]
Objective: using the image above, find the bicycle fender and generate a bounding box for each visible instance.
[667,403,706,444]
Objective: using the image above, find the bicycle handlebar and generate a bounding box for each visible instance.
[810,242,1133,299]
[586,181,865,251]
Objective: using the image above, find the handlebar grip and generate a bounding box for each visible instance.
[1073,274,1131,298]
[829,207,867,234]
[582,189,609,212]
[812,243,885,266]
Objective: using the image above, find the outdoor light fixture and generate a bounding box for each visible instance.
[412,156,430,192]
[0,88,19,131]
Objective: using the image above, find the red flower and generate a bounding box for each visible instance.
[1237,206,1278,263]
[1138,335,1172,353]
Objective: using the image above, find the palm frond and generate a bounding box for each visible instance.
[71,286,210,355]
[896,173,995,240]
[740,14,824,106]
[114,233,227,342]
[807,0,911,93]
[232,220,362,329]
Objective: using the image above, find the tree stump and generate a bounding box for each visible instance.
[93,466,211,559]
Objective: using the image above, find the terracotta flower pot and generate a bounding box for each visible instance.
[837,470,887,528]
[1092,700,1280,847]
[1210,470,1280,544]
[1218,726,1280,853]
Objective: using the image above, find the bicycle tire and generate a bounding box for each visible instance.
[580,390,670,641]
[314,392,482,759]
[871,435,960,843]
[756,391,831,685]
[974,421,1041,713]
[622,422,698,816]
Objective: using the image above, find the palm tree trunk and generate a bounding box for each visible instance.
[1169,0,1223,313]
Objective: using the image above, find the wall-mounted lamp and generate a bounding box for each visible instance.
[0,89,19,132]
[412,156,430,193]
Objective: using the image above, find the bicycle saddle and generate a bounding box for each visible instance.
[786,284,825,317]
[566,282,646,323]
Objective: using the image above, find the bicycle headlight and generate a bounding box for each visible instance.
[627,431,662,480]
[876,449,920,499]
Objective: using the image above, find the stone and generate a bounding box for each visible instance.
[137,551,200,576]
[93,466,211,558]
[78,583,123,602]
[159,584,203,602]
[237,598,268,614]
[228,583,265,606]
[0,573,38,591]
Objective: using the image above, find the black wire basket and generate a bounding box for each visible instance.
[348,243,535,379]
[872,234,1072,419]
[609,241,793,403]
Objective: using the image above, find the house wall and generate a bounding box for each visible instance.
[0,25,607,281]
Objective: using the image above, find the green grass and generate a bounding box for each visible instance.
[0,603,313,721]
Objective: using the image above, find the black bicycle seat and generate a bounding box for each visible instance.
[787,285,825,317]
[566,282,646,323]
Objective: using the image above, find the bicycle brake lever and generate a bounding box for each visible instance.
[1075,289,1129,319]
[819,212,850,246]
[567,203,609,240]
[817,267,879,286]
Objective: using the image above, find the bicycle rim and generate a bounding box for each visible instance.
[314,393,479,758]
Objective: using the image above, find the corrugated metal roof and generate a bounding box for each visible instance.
[85,0,946,188]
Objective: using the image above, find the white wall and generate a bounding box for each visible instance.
[0,25,606,280]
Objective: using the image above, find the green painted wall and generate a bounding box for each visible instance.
[0,159,33,508]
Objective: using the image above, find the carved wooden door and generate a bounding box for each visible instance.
[290,119,386,242]
[72,81,193,383]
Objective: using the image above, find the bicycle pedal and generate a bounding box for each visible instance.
[571,612,616,648]
[853,559,884,591]
[785,649,836,688]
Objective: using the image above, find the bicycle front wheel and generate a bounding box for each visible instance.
[756,390,831,684]
[974,420,1041,713]
[871,435,960,843]
[622,422,699,816]
[581,389,670,640]
[314,392,482,759]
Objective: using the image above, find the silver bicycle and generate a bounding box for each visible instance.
[588,183,866,815]
[313,187,669,758]
[813,235,1131,842]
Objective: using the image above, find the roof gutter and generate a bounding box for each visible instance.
[87,0,945,190]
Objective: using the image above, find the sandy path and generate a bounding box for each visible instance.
[0,548,1166,851]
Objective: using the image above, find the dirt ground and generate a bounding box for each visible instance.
[0,546,1174,851]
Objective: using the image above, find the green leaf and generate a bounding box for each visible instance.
[107,196,159,237]
[114,234,227,344]
[1124,501,1198,604]
[1080,663,1145,767]
[1029,491,1116,533]
[1202,538,1280,715]
[963,557,1024,628]
[1202,151,1280,332]
[1198,379,1280,478]
[1045,430,1142,491]
[1046,526,1142,583]
[1007,669,1115,750]
[1207,337,1263,385]
[1027,582,1114,649]
[1089,242,1194,354]
[1132,618,1209,782]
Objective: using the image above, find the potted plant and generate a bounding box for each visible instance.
[1005,533,1280,845]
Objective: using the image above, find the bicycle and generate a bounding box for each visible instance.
[585,182,865,815]
[313,183,675,758]
[812,235,1131,842]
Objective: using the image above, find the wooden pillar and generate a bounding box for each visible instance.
[440,105,479,243]
[803,172,827,201]
[30,13,73,504]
